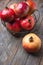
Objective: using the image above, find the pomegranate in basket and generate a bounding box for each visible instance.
[20,16,35,30]
[0,7,15,22]
[15,2,29,17]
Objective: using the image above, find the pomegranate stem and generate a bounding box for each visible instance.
[29,36,33,42]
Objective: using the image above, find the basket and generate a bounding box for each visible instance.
[1,9,40,37]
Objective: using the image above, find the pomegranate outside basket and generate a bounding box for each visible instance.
[1,9,40,37]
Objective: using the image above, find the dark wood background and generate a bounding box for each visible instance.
[0,0,43,65]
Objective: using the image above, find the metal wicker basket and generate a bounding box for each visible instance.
[1,9,40,37]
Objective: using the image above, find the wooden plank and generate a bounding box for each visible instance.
[0,20,22,65]
[2,0,29,65]
[0,0,22,65]
[37,4,43,34]
[0,7,21,65]
[11,44,29,65]
[37,7,43,64]
[6,0,29,65]
[38,34,43,65]
[25,34,43,65]
[38,0,43,4]
[38,1,43,17]
[38,18,43,35]
[11,33,43,65]
[25,55,41,65]
[6,1,43,65]
[0,0,25,65]
[0,0,12,65]
[40,58,43,65]
[3,37,21,65]
[0,0,10,10]
[0,0,43,65]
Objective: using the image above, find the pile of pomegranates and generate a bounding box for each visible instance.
[0,0,36,33]
[0,0,42,53]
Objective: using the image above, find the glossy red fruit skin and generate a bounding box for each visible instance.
[6,22,13,31]
[12,22,21,32]
[20,16,35,30]
[15,18,20,24]
[0,7,15,22]
[0,11,2,18]
[15,2,29,17]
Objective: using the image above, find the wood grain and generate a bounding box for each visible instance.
[0,0,43,65]
[0,0,21,65]
[11,45,29,65]
[25,34,43,65]
[0,0,10,10]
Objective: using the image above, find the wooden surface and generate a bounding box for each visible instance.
[0,0,43,65]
